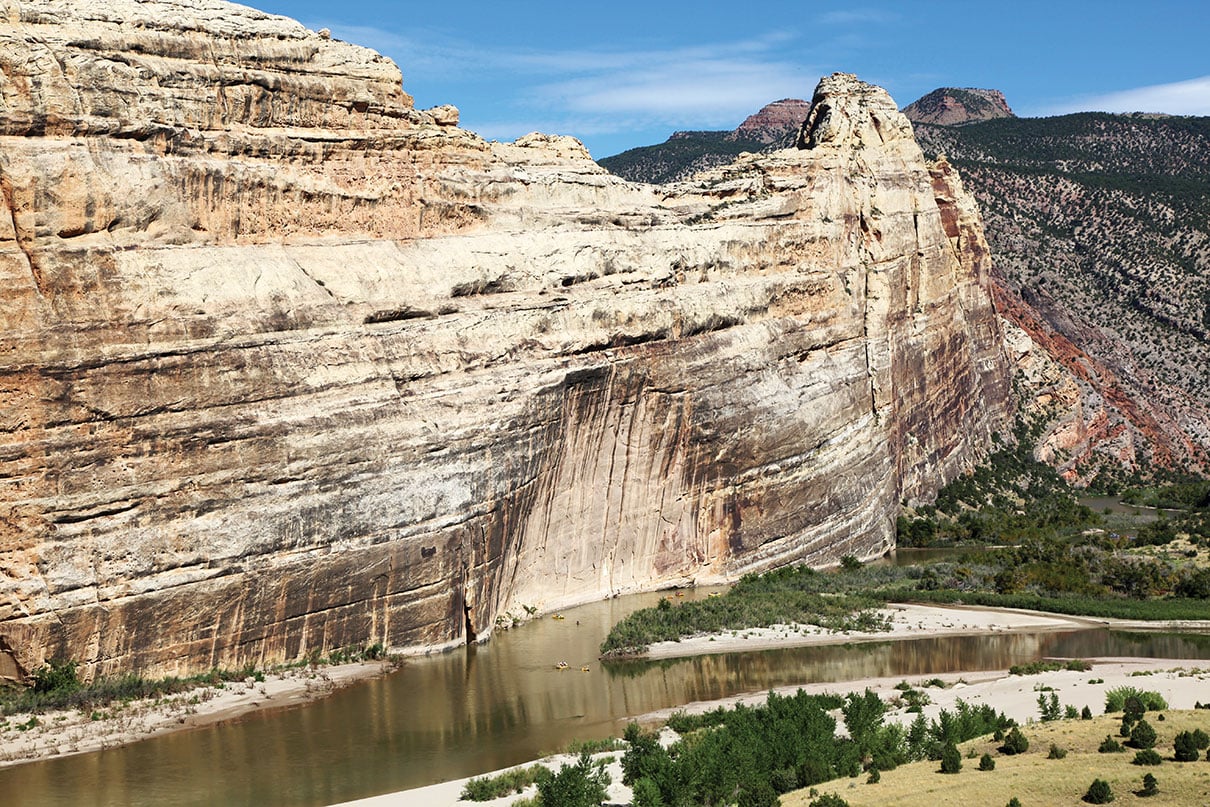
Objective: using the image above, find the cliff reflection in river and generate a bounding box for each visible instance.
[4,588,1209,807]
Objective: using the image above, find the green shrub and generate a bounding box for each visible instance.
[979,753,995,771]
[1081,705,1094,720]
[808,794,849,807]
[770,768,798,794]
[600,570,887,656]
[1130,719,1157,749]
[1047,743,1067,759]
[1011,660,1065,676]
[460,765,545,801]
[1123,695,1146,723]
[536,751,609,807]
[1191,728,1210,749]
[1105,687,1167,713]
[632,777,663,807]
[1037,692,1061,721]
[621,722,668,786]
[1001,726,1029,755]
[1083,778,1114,803]
[1133,749,1163,766]
[1099,735,1124,753]
[737,780,778,807]
[940,742,962,773]
[31,659,81,694]
[1173,731,1201,761]
[1007,799,1022,807]
[1139,772,1158,797]
[2,662,277,717]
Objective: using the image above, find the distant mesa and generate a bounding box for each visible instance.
[598,98,809,183]
[901,87,1015,126]
[727,98,812,144]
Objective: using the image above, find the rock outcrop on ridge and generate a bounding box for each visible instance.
[728,98,812,145]
[598,100,810,184]
[902,88,1015,126]
[0,0,1011,681]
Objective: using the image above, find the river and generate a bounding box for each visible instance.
[5,587,1209,807]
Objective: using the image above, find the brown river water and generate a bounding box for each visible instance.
[5,587,1209,807]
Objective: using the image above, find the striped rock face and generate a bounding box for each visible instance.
[0,0,1011,682]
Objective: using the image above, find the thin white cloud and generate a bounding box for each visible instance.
[292,19,824,154]
[818,9,900,25]
[536,57,810,120]
[1052,75,1210,116]
[308,22,813,95]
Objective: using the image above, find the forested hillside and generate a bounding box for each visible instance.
[914,113,1210,480]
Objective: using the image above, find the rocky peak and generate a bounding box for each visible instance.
[902,88,1015,126]
[726,98,811,145]
[796,72,915,149]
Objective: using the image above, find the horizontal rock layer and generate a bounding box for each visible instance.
[0,0,1011,681]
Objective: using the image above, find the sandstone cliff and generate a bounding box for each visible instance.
[0,0,1011,681]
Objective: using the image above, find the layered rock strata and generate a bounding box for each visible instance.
[0,0,1011,681]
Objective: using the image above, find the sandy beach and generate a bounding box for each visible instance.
[331,604,1210,807]
[641,603,1110,660]
[0,660,393,769]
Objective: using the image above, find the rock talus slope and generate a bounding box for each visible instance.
[0,0,1011,682]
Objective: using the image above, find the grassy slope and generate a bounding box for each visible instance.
[785,711,1210,807]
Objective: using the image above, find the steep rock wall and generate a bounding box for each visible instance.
[0,1,1011,680]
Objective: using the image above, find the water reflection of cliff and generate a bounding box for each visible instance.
[607,632,1077,693]
[4,594,1209,807]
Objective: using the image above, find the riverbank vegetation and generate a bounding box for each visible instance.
[460,753,611,806]
[599,580,889,658]
[0,643,392,717]
[620,688,1014,807]
[601,424,1210,658]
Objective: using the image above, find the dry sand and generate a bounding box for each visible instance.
[331,604,1210,807]
[0,660,392,769]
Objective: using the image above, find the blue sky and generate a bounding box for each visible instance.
[252,1,1210,158]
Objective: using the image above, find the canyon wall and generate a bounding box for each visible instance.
[0,1,1011,680]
